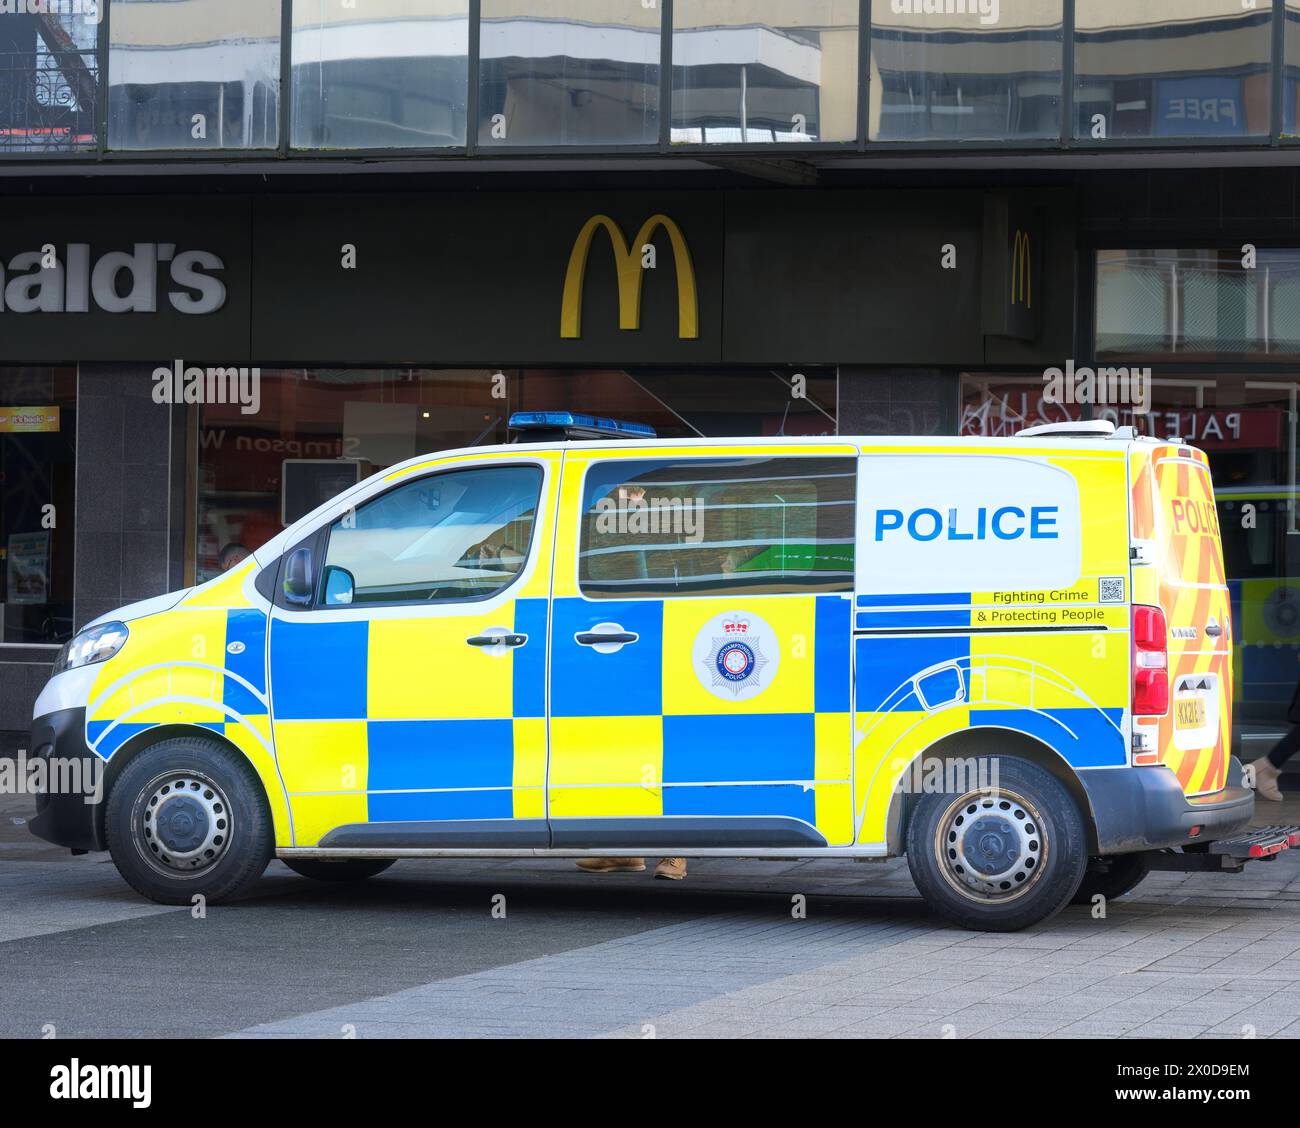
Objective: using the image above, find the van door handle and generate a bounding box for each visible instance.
[1205,622,1222,638]
[575,625,639,652]
[466,633,527,648]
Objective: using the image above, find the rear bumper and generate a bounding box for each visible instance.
[27,707,106,852]
[1078,757,1256,855]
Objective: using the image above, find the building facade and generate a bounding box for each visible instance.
[2,1,1300,768]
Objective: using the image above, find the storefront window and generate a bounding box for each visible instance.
[291,0,468,149]
[670,0,857,144]
[0,2,98,152]
[108,0,281,150]
[196,366,835,583]
[1097,248,1300,360]
[959,373,1074,438]
[1074,1,1272,140]
[0,369,75,645]
[869,0,1062,142]
[476,0,660,146]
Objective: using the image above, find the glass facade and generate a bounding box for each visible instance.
[1074,0,1272,140]
[1096,248,1300,360]
[671,1,858,144]
[5,2,1300,155]
[476,0,660,146]
[195,366,836,584]
[0,3,98,152]
[0,368,76,645]
[869,0,1062,141]
[291,0,468,149]
[108,0,281,150]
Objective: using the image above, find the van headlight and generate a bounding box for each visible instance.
[53,621,129,675]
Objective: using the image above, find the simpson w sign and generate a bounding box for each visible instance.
[560,213,698,340]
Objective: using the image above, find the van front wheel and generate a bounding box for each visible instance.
[105,736,273,906]
[906,757,1088,932]
[283,859,395,882]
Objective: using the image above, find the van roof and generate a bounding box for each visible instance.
[252,430,1199,569]
[422,430,1186,457]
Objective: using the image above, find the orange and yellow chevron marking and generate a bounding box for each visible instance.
[1148,451,1232,796]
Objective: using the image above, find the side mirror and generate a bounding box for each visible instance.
[321,565,355,606]
[283,547,314,607]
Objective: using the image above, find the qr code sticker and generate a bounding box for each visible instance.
[1099,576,1125,603]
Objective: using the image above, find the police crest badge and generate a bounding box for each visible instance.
[693,611,780,702]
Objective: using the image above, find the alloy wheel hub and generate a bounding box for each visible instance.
[139,774,232,875]
[937,790,1046,903]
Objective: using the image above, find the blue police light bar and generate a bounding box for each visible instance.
[507,411,657,440]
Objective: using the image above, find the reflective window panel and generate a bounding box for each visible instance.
[578,456,856,599]
[292,0,468,149]
[1096,249,1300,360]
[1074,1,1272,140]
[0,3,99,153]
[869,0,1062,142]
[671,0,858,144]
[1286,0,1300,136]
[108,0,281,150]
[477,0,660,146]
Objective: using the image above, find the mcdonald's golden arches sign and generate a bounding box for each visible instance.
[560,213,699,340]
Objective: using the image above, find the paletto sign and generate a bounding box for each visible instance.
[0,243,226,314]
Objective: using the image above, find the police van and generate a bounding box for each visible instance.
[29,414,1299,931]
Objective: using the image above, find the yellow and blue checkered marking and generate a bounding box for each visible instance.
[267,596,552,842]
[547,593,853,843]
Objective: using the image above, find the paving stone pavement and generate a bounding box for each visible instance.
[5,787,1300,1039]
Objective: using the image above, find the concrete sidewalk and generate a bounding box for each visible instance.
[2,787,1299,1039]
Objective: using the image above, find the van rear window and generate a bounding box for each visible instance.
[578,456,856,599]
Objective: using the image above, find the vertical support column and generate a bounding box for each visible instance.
[73,363,181,632]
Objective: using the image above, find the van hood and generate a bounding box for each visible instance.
[84,588,192,631]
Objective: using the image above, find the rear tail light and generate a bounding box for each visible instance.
[1133,605,1169,716]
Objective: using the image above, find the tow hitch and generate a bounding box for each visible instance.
[1146,825,1300,873]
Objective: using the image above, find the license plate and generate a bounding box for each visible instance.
[1175,699,1206,729]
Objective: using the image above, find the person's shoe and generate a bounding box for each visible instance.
[575,857,646,873]
[1253,759,1285,801]
[655,857,687,881]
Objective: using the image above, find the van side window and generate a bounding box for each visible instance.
[319,465,542,606]
[579,457,855,599]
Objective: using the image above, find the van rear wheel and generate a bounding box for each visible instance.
[906,756,1088,931]
[1070,854,1150,905]
[283,859,395,882]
